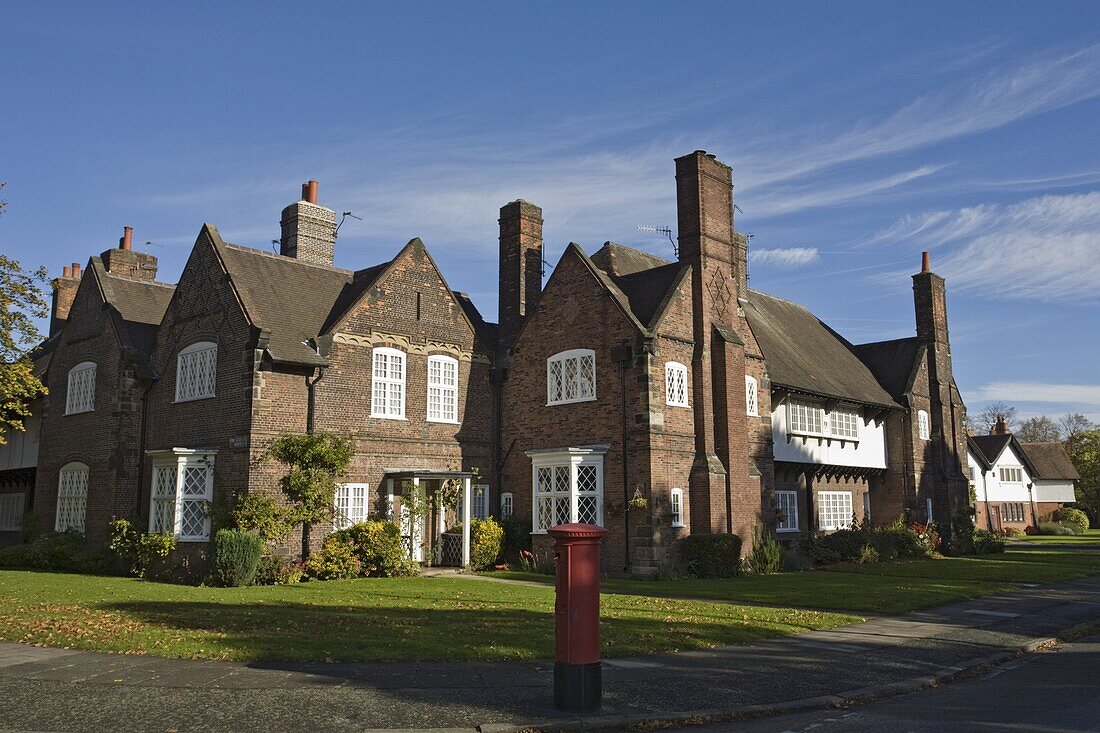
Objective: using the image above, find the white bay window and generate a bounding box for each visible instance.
[527,446,607,532]
[148,449,215,541]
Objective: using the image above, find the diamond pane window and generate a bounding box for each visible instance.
[334,483,370,530]
[55,462,89,532]
[371,348,406,418]
[175,342,217,402]
[745,375,758,417]
[830,407,860,439]
[427,355,459,423]
[788,398,825,436]
[531,452,605,532]
[665,362,688,407]
[0,493,26,532]
[65,362,96,414]
[150,466,177,535]
[149,452,214,541]
[547,350,597,405]
[774,490,799,532]
[817,491,853,531]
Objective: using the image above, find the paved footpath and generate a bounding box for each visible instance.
[1,574,1100,733]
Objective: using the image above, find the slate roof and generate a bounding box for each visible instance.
[613,262,688,329]
[969,434,1013,465]
[853,337,924,401]
[590,242,672,277]
[743,290,900,408]
[1020,442,1080,480]
[86,258,176,366]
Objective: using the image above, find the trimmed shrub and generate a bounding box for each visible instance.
[332,520,418,577]
[0,531,108,574]
[0,542,41,569]
[1004,527,1025,538]
[109,519,176,578]
[973,529,1006,554]
[255,554,305,585]
[211,529,263,587]
[1039,522,1076,536]
[231,494,293,546]
[305,536,362,580]
[1052,507,1089,535]
[682,534,743,578]
[747,525,783,575]
[471,518,505,569]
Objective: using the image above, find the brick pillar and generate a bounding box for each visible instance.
[498,199,543,353]
[280,181,337,266]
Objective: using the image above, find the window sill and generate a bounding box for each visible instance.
[174,394,216,404]
[671,522,685,529]
[667,402,690,409]
[176,536,210,543]
[64,409,94,416]
[426,418,461,425]
[370,414,408,420]
[777,528,801,533]
[547,396,598,407]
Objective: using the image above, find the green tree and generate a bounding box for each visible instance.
[265,432,355,559]
[1016,415,1061,442]
[0,183,49,445]
[1066,429,1100,528]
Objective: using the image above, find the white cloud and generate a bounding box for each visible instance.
[750,247,821,268]
[970,382,1100,406]
[866,191,1100,302]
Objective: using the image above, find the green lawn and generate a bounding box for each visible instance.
[491,549,1100,614]
[0,571,854,663]
[1018,529,1100,545]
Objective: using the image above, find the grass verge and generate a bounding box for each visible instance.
[1017,529,1100,545]
[0,570,854,663]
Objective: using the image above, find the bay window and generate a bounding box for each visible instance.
[547,349,596,405]
[148,449,215,541]
[528,446,607,532]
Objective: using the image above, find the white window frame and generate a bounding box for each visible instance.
[472,484,488,520]
[774,490,799,532]
[817,491,853,531]
[745,375,759,417]
[670,487,684,527]
[830,405,861,440]
[65,361,96,415]
[547,349,597,406]
[371,347,407,419]
[999,467,1023,484]
[918,410,930,440]
[665,362,689,408]
[175,341,218,402]
[0,493,26,532]
[148,450,215,541]
[500,492,513,518]
[426,355,460,423]
[55,462,89,532]
[528,446,607,532]
[788,398,825,436]
[334,483,370,530]
[926,497,934,524]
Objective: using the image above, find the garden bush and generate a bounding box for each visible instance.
[470,517,505,569]
[499,512,533,559]
[1003,527,1025,538]
[254,554,304,585]
[747,525,783,575]
[0,530,108,574]
[1039,522,1076,536]
[973,529,1006,554]
[1051,507,1089,535]
[332,520,418,577]
[682,533,743,578]
[231,494,293,546]
[211,529,263,587]
[857,543,880,564]
[109,519,176,578]
[305,536,362,580]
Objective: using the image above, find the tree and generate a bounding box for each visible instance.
[265,432,355,560]
[0,183,49,446]
[1016,416,1062,442]
[1065,430,1100,528]
[968,402,1018,435]
[1059,413,1097,442]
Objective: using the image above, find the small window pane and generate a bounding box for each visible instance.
[670,488,684,527]
[817,491,853,531]
[500,492,513,518]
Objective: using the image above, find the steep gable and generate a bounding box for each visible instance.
[853,337,924,402]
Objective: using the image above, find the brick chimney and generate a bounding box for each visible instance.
[50,262,82,336]
[101,226,159,281]
[913,250,948,345]
[991,415,1009,435]
[498,199,543,351]
[280,180,337,266]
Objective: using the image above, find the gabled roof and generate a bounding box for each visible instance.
[1020,442,1080,480]
[590,242,672,277]
[967,435,993,470]
[969,434,1012,465]
[89,258,176,366]
[743,290,900,409]
[853,337,924,401]
[585,243,688,331]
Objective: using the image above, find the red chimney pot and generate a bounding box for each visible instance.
[71,262,81,279]
[921,251,930,273]
[305,180,319,204]
[121,226,133,250]
[62,265,72,278]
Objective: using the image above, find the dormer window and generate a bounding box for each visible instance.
[175,342,217,402]
[547,349,596,406]
[65,361,96,414]
[665,362,689,407]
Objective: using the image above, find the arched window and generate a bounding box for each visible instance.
[175,341,217,401]
[547,349,596,405]
[426,355,459,423]
[65,361,96,414]
[665,362,689,407]
[745,375,759,416]
[371,347,406,418]
[56,462,89,532]
[918,410,930,440]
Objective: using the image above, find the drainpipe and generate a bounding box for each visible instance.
[610,343,632,574]
[983,469,994,532]
[1027,482,1039,529]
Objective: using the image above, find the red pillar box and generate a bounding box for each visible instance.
[548,523,608,713]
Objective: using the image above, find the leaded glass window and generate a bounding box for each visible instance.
[65,362,96,414]
[531,453,604,532]
[547,350,596,405]
[665,362,688,407]
[55,462,89,532]
[175,342,217,401]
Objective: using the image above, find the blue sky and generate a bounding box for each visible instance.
[3,1,1099,422]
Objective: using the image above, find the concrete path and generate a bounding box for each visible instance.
[1,575,1099,732]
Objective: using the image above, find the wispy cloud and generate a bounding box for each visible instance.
[751,247,820,268]
[866,191,1100,302]
[745,165,947,218]
[971,381,1100,406]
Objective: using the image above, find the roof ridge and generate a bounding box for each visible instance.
[100,272,177,289]
[221,241,356,275]
[855,336,919,348]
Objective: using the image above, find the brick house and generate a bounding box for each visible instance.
[26,151,971,574]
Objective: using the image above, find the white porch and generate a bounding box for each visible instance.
[383,469,472,568]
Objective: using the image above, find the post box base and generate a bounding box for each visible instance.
[554,661,601,713]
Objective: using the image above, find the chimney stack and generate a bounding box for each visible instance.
[498,199,544,352]
[102,227,158,281]
[991,415,1009,436]
[921,250,930,273]
[913,250,948,345]
[50,262,82,336]
[280,180,336,266]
